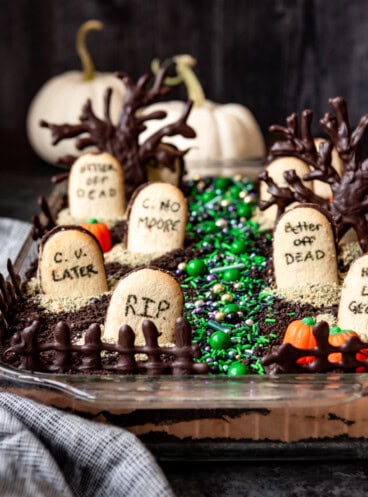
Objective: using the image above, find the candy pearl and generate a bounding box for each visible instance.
[230,239,247,254]
[202,190,216,203]
[244,195,255,204]
[229,185,241,198]
[206,274,216,282]
[223,303,239,314]
[245,319,254,326]
[237,311,244,318]
[209,330,231,350]
[226,311,240,324]
[234,174,243,181]
[214,177,230,190]
[223,268,240,282]
[194,299,205,308]
[221,293,233,303]
[239,191,247,199]
[236,203,252,219]
[197,181,206,190]
[178,262,187,271]
[233,282,243,290]
[214,311,225,322]
[227,362,250,376]
[212,283,225,294]
[220,199,230,208]
[215,218,228,227]
[186,258,207,276]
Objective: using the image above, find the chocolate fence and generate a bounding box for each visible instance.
[5,316,209,375]
[262,321,368,373]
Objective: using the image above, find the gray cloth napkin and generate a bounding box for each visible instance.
[0,218,175,497]
[0,217,31,275]
[0,393,174,497]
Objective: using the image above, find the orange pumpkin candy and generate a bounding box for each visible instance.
[328,326,368,367]
[80,219,112,253]
[282,317,317,364]
[283,319,368,367]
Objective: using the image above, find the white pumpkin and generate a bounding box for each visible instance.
[140,55,265,162]
[26,20,126,165]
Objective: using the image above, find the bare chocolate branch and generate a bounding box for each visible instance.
[259,97,368,250]
[41,68,195,200]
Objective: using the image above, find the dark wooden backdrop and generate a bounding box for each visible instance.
[1,0,367,170]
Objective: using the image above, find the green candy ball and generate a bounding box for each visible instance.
[201,190,216,203]
[230,239,246,254]
[186,258,207,277]
[223,303,239,314]
[237,203,252,219]
[200,221,217,234]
[214,177,231,190]
[223,268,240,282]
[227,362,250,376]
[229,185,241,198]
[209,331,231,350]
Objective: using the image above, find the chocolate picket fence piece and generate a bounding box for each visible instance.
[262,321,368,373]
[5,316,209,376]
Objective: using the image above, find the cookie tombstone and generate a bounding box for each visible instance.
[260,157,312,222]
[127,182,187,254]
[38,226,108,297]
[338,255,368,338]
[68,152,125,220]
[103,267,183,344]
[273,205,338,289]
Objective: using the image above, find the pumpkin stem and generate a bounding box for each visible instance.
[301,316,315,326]
[76,20,103,81]
[151,54,206,108]
[329,325,353,335]
[88,218,98,224]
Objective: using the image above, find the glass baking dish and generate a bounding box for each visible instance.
[3,159,368,460]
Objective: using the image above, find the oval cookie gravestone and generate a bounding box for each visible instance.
[338,254,368,338]
[313,138,343,199]
[68,152,125,220]
[260,157,312,223]
[38,226,108,297]
[103,267,183,344]
[273,205,338,289]
[126,182,187,254]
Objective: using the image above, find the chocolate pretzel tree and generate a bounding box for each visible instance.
[259,97,368,251]
[41,68,195,198]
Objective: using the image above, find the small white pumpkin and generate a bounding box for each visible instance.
[140,55,265,162]
[26,20,126,165]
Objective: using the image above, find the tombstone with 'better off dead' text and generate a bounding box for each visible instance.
[273,205,338,289]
